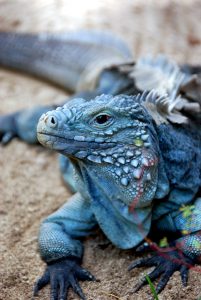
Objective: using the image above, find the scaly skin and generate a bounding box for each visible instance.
[35,92,201,299]
[0,31,132,92]
[0,31,201,299]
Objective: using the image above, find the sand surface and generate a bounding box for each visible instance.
[0,1,201,299]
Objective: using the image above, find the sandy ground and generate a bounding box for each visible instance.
[0,1,201,299]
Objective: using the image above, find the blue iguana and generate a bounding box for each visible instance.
[0,30,201,300]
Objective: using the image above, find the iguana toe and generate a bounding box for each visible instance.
[129,249,192,294]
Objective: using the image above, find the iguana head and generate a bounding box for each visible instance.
[37,93,167,208]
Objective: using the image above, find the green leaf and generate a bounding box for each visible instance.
[179,205,194,219]
[159,237,168,248]
[145,275,159,300]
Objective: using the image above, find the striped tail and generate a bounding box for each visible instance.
[0,30,133,92]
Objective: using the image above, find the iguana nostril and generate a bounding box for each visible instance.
[51,117,56,124]
[48,115,58,128]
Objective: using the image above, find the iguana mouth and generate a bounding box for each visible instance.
[37,131,88,148]
[37,131,73,141]
[37,131,116,155]
[37,131,70,150]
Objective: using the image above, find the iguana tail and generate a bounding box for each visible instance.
[0,30,132,92]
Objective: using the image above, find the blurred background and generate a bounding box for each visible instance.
[0,0,200,62]
[0,1,201,300]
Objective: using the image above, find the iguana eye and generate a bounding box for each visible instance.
[91,113,113,128]
[95,114,111,124]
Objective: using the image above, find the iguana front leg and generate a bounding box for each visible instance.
[0,105,55,144]
[129,232,201,293]
[34,193,97,299]
[34,258,96,300]
[129,198,201,294]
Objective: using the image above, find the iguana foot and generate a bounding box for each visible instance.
[0,113,18,145]
[128,249,192,294]
[33,258,96,300]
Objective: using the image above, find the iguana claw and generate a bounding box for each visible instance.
[33,258,96,300]
[128,250,191,294]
